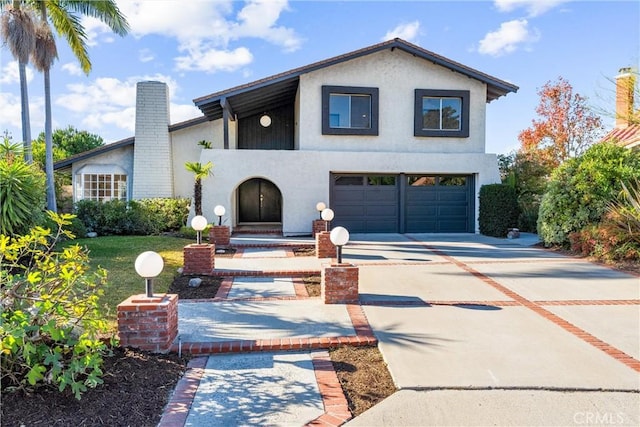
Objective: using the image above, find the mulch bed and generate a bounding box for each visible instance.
[1,271,395,426]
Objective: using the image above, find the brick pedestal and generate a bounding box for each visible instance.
[117,294,178,353]
[209,225,230,246]
[321,263,359,304]
[312,219,329,237]
[316,231,335,259]
[183,243,215,275]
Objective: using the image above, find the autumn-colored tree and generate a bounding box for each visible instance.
[518,77,604,169]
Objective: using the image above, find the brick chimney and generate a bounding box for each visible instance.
[615,67,636,129]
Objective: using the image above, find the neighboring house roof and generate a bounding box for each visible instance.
[602,123,640,149]
[53,116,209,171]
[193,38,519,121]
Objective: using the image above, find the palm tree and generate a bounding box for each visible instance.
[30,0,129,211]
[1,1,36,164]
[185,162,214,216]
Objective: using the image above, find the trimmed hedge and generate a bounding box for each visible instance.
[479,184,519,237]
[74,198,190,236]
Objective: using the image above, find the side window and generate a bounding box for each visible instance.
[414,89,469,138]
[322,85,379,135]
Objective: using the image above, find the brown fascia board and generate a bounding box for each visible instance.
[193,38,519,108]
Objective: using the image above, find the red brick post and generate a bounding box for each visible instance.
[312,219,329,237]
[316,231,335,259]
[183,243,215,275]
[209,225,230,247]
[117,294,178,353]
[321,263,359,304]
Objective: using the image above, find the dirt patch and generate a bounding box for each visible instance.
[0,347,190,427]
[303,275,321,297]
[167,275,222,299]
[330,346,397,416]
[293,246,316,257]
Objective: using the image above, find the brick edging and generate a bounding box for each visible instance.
[210,269,321,278]
[157,357,207,427]
[306,351,352,426]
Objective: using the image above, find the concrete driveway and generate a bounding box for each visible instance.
[343,233,639,426]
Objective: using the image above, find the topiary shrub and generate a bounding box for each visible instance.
[0,212,112,399]
[538,143,640,246]
[479,184,519,237]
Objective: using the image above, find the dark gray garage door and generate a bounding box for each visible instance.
[330,175,398,233]
[405,175,474,233]
[331,173,474,233]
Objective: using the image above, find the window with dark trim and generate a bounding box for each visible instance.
[414,89,469,137]
[322,85,379,135]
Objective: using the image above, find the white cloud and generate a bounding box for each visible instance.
[0,61,35,85]
[175,45,253,73]
[0,91,44,135]
[61,62,83,76]
[115,0,301,73]
[138,48,155,63]
[381,21,421,42]
[494,0,569,17]
[54,73,198,139]
[477,19,540,56]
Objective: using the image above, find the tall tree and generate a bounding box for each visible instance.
[518,77,604,169]
[29,0,129,211]
[32,125,104,166]
[185,162,213,216]
[0,2,36,163]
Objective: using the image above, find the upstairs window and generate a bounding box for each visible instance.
[414,89,469,138]
[322,85,379,135]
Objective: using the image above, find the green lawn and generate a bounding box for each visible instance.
[62,235,193,326]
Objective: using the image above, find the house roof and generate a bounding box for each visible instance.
[602,123,640,149]
[193,38,519,121]
[53,116,209,171]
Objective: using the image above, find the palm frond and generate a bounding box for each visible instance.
[0,4,36,62]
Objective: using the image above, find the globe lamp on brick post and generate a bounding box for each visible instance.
[321,207,334,223]
[134,251,164,297]
[214,205,226,226]
[191,215,208,244]
[316,202,326,219]
[330,226,349,264]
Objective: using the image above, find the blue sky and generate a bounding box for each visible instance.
[1,0,638,155]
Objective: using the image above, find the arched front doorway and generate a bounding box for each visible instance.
[237,178,282,223]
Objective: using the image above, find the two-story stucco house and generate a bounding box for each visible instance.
[55,38,518,235]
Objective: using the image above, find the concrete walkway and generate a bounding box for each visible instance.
[159,233,640,426]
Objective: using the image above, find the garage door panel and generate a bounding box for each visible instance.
[365,220,398,233]
[366,205,397,216]
[334,190,365,202]
[438,192,467,202]
[406,190,436,202]
[365,190,397,202]
[406,220,437,233]
[438,205,468,216]
[337,205,366,216]
[438,219,468,232]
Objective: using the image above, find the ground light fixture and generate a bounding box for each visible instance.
[214,205,226,226]
[316,202,326,219]
[191,215,208,244]
[330,226,350,264]
[321,208,334,222]
[134,251,164,297]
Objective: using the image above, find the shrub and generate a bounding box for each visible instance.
[0,138,46,235]
[479,184,519,237]
[538,143,640,246]
[74,198,189,236]
[0,212,112,399]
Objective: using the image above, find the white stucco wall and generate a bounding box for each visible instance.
[297,49,488,153]
[198,149,500,235]
[170,120,217,199]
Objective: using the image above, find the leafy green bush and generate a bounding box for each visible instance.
[0,213,112,399]
[538,143,640,246]
[0,138,46,235]
[74,198,189,236]
[479,184,519,237]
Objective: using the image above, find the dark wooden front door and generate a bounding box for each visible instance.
[238,178,282,223]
